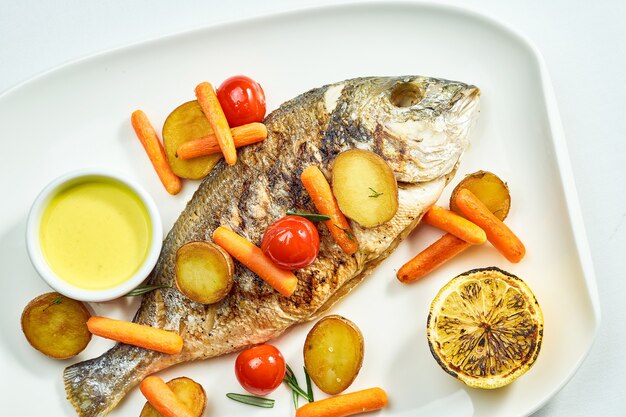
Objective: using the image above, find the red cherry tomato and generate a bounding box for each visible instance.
[216,75,266,127]
[261,216,320,270]
[235,344,286,396]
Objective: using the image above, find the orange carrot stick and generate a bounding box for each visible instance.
[296,387,388,417]
[140,376,195,417]
[87,316,183,354]
[454,188,526,263]
[177,122,267,160]
[301,166,358,255]
[397,233,471,283]
[195,82,237,165]
[212,226,298,297]
[423,205,487,245]
[131,110,182,195]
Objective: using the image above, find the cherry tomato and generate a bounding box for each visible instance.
[261,216,320,270]
[235,344,286,396]
[216,75,266,127]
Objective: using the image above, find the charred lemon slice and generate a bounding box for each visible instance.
[427,267,543,389]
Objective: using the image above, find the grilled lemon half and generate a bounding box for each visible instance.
[427,267,543,389]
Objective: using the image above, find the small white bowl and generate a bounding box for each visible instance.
[26,169,163,302]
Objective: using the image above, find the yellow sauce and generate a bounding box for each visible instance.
[39,178,152,290]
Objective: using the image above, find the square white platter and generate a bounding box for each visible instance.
[0,2,599,416]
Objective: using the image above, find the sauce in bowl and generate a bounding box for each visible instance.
[39,178,152,290]
[27,170,163,302]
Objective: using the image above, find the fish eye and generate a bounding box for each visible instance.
[390,83,423,107]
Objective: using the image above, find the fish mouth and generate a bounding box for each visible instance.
[451,86,481,121]
[445,85,480,146]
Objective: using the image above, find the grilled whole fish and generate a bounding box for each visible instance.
[64,76,479,416]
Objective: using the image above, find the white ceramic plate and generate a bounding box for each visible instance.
[0,2,599,416]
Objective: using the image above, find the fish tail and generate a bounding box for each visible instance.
[64,343,167,417]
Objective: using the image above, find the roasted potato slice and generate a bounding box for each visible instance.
[163,100,222,180]
[21,292,91,359]
[331,149,398,228]
[175,241,234,304]
[304,315,364,395]
[140,377,206,417]
[450,171,511,221]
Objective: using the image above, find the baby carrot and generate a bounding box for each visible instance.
[212,226,298,297]
[87,316,183,354]
[296,387,388,417]
[423,205,486,245]
[397,233,471,283]
[454,188,526,263]
[140,376,195,417]
[301,165,358,255]
[177,122,267,160]
[131,110,182,195]
[195,82,237,165]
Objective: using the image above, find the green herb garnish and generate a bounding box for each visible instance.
[125,284,171,297]
[304,366,314,402]
[43,297,63,311]
[368,187,383,198]
[334,224,355,241]
[284,364,313,408]
[226,393,275,408]
[286,210,330,222]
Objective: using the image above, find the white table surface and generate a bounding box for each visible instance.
[2,1,625,416]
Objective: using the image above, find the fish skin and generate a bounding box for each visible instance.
[64,76,480,416]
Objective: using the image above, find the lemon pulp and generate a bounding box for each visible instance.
[427,267,543,389]
[40,178,152,290]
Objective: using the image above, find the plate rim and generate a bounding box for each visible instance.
[0,1,601,416]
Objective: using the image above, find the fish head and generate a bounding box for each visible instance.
[327,76,480,183]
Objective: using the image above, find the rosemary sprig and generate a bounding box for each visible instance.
[125,284,171,297]
[368,187,383,198]
[226,393,275,408]
[284,364,312,409]
[304,366,314,402]
[43,297,63,312]
[286,210,330,222]
[289,370,299,409]
[334,224,355,241]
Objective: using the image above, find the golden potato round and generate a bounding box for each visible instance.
[21,292,91,359]
[163,100,222,180]
[450,171,511,221]
[175,241,234,304]
[332,149,398,228]
[139,377,206,417]
[303,315,364,395]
